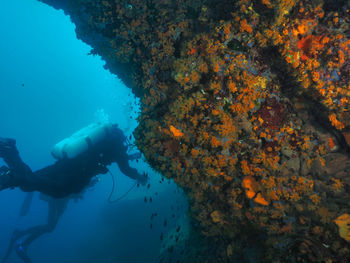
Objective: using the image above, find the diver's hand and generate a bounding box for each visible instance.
[138,172,148,186]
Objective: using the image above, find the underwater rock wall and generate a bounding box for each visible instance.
[39,0,349,262]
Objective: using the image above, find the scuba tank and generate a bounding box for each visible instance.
[51,122,113,160]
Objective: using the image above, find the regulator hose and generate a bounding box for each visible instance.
[107,169,136,203]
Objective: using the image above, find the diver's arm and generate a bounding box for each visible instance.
[122,166,148,185]
[131,171,148,185]
[127,152,141,160]
[115,157,148,185]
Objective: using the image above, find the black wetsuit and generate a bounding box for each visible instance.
[0,125,146,198]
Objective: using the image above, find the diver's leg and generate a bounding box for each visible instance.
[0,240,13,263]
[0,138,22,168]
[0,166,11,191]
[20,225,51,248]
[0,138,16,153]
[19,198,65,251]
[47,198,69,227]
[0,226,38,263]
[0,139,59,195]
[13,224,50,263]
[0,165,34,192]
[19,193,35,217]
[0,141,67,197]
[13,198,67,263]
[15,241,32,263]
[0,138,34,191]
[0,229,22,263]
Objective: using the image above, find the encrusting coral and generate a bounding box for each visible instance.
[39,0,350,262]
[334,214,350,242]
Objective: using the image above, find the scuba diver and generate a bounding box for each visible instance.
[0,123,147,198]
[1,193,70,263]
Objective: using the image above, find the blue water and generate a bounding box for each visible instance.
[0,1,187,262]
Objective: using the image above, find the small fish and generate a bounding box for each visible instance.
[176,226,181,232]
[172,214,175,218]
[150,223,152,229]
[147,183,150,189]
[163,219,167,227]
[160,233,163,241]
[168,246,174,253]
[149,197,153,203]
[137,183,140,188]
[129,135,132,140]
[175,236,179,242]
[144,197,147,203]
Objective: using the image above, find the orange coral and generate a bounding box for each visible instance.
[261,0,272,9]
[329,113,345,130]
[296,33,328,63]
[254,193,269,206]
[242,176,257,199]
[242,176,269,205]
[211,210,222,223]
[328,137,336,150]
[240,19,252,34]
[169,125,184,137]
[211,136,222,148]
[88,0,350,260]
[241,161,252,176]
[334,214,350,242]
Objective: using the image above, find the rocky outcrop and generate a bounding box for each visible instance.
[39,1,350,262]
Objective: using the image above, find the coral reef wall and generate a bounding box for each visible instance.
[39,0,349,262]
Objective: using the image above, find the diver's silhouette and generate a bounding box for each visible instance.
[0,124,147,198]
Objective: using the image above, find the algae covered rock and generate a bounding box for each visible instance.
[39,0,350,262]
